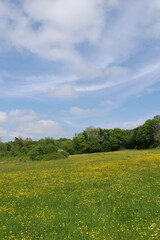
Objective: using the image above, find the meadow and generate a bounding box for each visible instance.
[0,150,159,240]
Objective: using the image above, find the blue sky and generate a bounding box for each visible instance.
[0,0,160,141]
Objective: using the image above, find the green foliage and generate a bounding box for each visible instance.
[0,116,160,161]
[27,142,69,161]
[28,144,44,161]
[42,151,69,161]
[130,118,160,149]
[85,127,102,153]
[57,149,70,157]
[73,132,88,154]
[18,155,30,162]
[55,138,75,154]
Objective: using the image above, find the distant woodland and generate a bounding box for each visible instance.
[0,115,160,161]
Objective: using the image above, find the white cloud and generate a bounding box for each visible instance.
[0,109,66,140]
[133,62,160,79]
[0,0,108,73]
[0,128,7,138]
[100,118,148,130]
[0,0,125,78]
[120,61,160,101]
[0,74,78,98]
[0,0,159,66]
[0,112,7,123]
[1,61,160,99]
[11,120,65,139]
[49,85,77,99]
[23,0,105,43]
[0,109,41,124]
[117,119,146,130]
[8,109,40,123]
[0,0,160,108]
[69,107,105,117]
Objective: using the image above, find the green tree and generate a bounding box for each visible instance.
[28,144,44,161]
[84,127,102,153]
[73,132,87,154]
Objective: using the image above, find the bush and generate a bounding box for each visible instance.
[42,152,69,161]
[19,156,30,162]
[57,149,70,157]
[0,152,6,158]
[28,145,44,161]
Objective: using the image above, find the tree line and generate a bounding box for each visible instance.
[0,115,160,161]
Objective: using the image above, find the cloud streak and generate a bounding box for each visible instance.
[0,0,160,98]
[0,0,160,139]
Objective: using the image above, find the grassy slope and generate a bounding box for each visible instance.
[0,150,160,240]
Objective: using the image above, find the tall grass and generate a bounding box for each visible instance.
[0,150,160,239]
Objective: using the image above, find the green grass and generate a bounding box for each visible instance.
[0,150,160,240]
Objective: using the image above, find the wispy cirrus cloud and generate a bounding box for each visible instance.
[0,0,160,140]
[69,106,106,117]
[0,0,160,100]
[48,85,78,99]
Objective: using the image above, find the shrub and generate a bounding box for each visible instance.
[42,152,69,161]
[57,149,70,157]
[19,156,30,162]
[28,145,44,161]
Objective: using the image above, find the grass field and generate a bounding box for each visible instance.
[0,150,160,240]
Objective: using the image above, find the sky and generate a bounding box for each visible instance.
[0,0,160,141]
